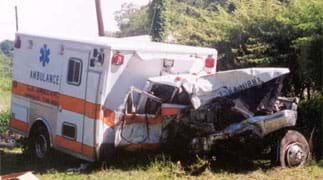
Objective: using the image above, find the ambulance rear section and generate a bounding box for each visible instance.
[9,33,106,161]
[9,33,218,162]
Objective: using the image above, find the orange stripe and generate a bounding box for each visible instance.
[9,118,28,132]
[85,102,101,120]
[12,81,100,119]
[12,81,115,128]
[103,108,115,127]
[59,94,100,119]
[82,144,96,158]
[121,114,162,125]
[55,135,82,153]
[55,135,95,159]
[59,94,85,117]
[12,81,59,106]
[161,107,181,116]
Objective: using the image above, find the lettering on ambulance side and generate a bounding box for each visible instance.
[30,70,60,85]
[29,45,61,85]
[214,77,264,97]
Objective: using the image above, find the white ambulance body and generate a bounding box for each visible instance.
[9,32,217,161]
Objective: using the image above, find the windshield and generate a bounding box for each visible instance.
[150,84,176,103]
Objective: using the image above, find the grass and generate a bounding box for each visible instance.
[1,148,323,180]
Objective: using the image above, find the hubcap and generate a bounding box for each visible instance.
[286,143,306,167]
[35,135,48,159]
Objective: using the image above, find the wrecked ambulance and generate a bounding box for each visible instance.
[117,68,310,168]
[9,32,309,168]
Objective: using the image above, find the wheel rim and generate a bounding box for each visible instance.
[285,143,306,167]
[35,134,48,159]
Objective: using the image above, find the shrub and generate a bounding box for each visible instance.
[0,110,10,133]
[297,94,323,159]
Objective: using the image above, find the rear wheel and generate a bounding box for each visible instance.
[279,130,310,167]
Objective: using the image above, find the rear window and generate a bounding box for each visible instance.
[67,58,82,86]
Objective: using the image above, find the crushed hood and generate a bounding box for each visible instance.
[149,68,290,109]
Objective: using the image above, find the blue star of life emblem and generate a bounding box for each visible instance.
[39,44,50,67]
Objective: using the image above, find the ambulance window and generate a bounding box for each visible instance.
[67,58,82,86]
[62,122,77,140]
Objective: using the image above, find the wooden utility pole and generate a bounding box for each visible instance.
[15,5,19,31]
[95,0,105,36]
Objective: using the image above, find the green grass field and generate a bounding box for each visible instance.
[1,148,323,180]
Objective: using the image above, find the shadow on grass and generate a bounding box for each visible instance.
[210,155,272,174]
[0,147,273,176]
[0,148,84,175]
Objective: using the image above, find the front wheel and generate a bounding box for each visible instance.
[24,124,51,160]
[279,130,310,168]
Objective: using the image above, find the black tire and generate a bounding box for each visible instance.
[278,130,310,168]
[29,124,51,160]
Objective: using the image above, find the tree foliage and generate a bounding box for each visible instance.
[150,0,172,41]
[116,0,323,97]
[114,3,151,37]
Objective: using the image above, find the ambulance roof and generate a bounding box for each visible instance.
[17,32,217,58]
[148,74,197,88]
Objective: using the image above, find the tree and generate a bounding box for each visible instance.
[114,3,151,37]
[150,0,171,41]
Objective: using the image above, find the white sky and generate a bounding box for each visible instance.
[0,0,150,41]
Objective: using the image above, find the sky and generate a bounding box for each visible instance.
[0,0,150,41]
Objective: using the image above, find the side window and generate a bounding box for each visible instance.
[67,58,82,86]
[62,122,77,140]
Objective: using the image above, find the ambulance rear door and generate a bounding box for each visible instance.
[55,47,92,159]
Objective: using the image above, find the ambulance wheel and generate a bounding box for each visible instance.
[30,124,51,160]
[278,130,310,168]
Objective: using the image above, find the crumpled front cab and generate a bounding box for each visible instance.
[114,67,295,153]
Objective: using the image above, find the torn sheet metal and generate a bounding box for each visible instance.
[148,68,290,109]
[191,110,297,152]
[184,68,290,109]
[114,67,293,151]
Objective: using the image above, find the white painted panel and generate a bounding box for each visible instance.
[13,36,64,92]
[59,49,89,99]
[83,117,94,146]
[105,56,163,110]
[84,71,100,147]
[86,72,100,103]
[11,95,30,109]
[11,104,28,122]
